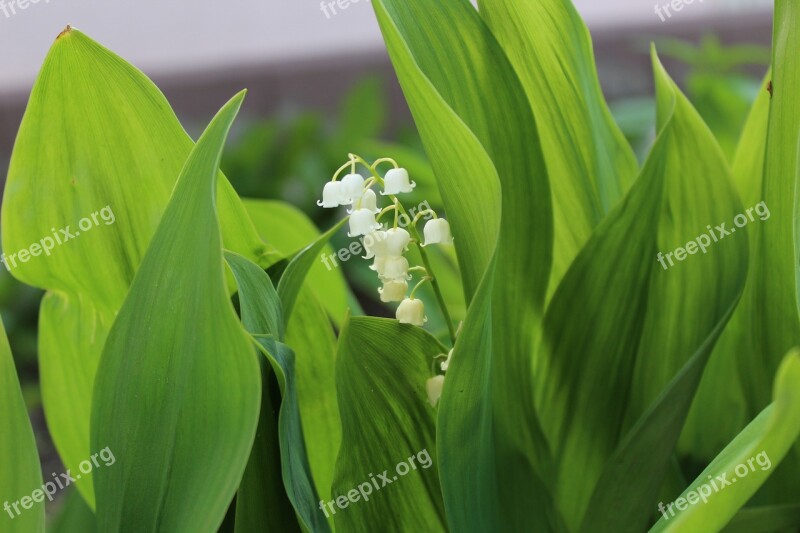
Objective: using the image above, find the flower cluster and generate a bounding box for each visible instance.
[318,155,454,327]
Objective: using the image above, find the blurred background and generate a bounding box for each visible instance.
[0,0,774,525]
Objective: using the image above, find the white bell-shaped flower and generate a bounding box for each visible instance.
[370,256,387,276]
[422,218,454,246]
[381,168,416,195]
[426,375,445,407]
[363,230,388,259]
[350,188,380,214]
[381,256,411,282]
[396,297,426,326]
[317,181,347,208]
[379,280,408,303]
[440,349,454,372]
[384,228,411,256]
[348,208,382,237]
[340,173,365,203]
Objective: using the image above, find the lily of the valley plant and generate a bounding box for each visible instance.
[1,1,800,532]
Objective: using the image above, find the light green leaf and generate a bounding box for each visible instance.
[332,316,446,532]
[479,0,639,294]
[0,317,44,533]
[91,92,261,532]
[1,28,277,507]
[650,350,800,532]
[242,199,351,325]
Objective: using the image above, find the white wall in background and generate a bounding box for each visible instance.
[0,0,773,96]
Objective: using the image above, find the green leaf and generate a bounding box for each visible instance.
[742,0,800,416]
[1,28,277,507]
[678,74,771,461]
[276,218,347,324]
[373,4,556,527]
[649,350,800,532]
[252,337,331,533]
[0,317,44,533]
[535,49,748,530]
[50,489,96,533]
[372,0,502,300]
[236,206,344,507]
[225,251,331,533]
[242,199,352,325]
[332,316,446,532]
[283,290,341,507]
[479,0,639,294]
[91,92,262,532]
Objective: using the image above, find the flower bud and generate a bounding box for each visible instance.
[379,280,408,302]
[340,173,366,204]
[396,297,426,326]
[381,168,416,195]
[440,349,454,372]
[348,209,382,237]
[363,230,388,259]
[426,375,445,407]
[384,228,411,256]
[381,256,411,282]
[422,218,454,246]
[350,188,380,214]
[317,181,346,208]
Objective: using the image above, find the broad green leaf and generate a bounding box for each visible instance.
[372,0,501,300]
[242,199,351,325]
[650,350,800,532]
[742,0,800,415]
[332,316,446,532]
[679,74,771,461]
[535,50,748,530]
[37,293,110,503]
[373,3,555,526]
[0,317,44,533]
[480,0,639,294]
[225,251,331,532]
[1,28,276,507]
[91,93,261,532]
[284,290,341,507]
[239,204,343,506]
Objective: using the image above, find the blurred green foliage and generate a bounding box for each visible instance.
[613,35,770,162]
